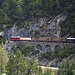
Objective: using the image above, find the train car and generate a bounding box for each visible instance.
[10,36,20,41]
[52,37,66,42]
[35,37,52,42]
[20,37,31,41]
[67,38,75,43]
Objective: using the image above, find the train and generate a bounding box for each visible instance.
[10,36,75,43]
[10,36,31,41]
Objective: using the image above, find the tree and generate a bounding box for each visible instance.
[26,58,39,75]
[6,48,40,75]
[43,68,52,75]
[6,49,28,75]
[21,46,34,56]
[0,0,4,8]
[0,43,8,74]
[57,58,75,75]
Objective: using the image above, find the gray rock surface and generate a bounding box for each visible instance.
[4,41,17,55]
[4,15,66,39]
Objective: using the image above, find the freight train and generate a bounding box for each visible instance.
[10,36,75,43]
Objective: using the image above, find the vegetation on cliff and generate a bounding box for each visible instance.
[0,43,75,75]
[0,0,75,37]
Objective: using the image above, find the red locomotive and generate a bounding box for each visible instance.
[10,36,31,41]
[10,36,20,41]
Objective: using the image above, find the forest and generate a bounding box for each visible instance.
[0,42,75,75]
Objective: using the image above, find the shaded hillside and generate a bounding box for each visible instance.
[59,1,75,37]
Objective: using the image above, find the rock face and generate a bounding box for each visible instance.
[4,41,17,55]
[4,15,66,39]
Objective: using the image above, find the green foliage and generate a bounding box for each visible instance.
[43,68,52,75]
[0,37,5,44]
[59,1,75,37]
[6,48,54,75]
[0,0,72,20]
[57,58,75,75]
[0,0,75,36]
[2,44,75,75]
[0,0,4,8]
[26,58,39,75]
[17,43,34,56]
[0,43,8,74]
[6,49,40,75]
[6,49,29,75]
[42,45,75,60]
[19,45,34,56]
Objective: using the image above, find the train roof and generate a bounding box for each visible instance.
[11,36,20,38]
[67,38,75,39]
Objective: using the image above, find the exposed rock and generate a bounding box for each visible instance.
[4,41,17,55]
[49,58,58,67]
[46,15,66,37]
[17,28,30,37]
[10,25,18,36]
[4,15,66,39]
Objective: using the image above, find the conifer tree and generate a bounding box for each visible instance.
[26,58,39,75]
[0,43,8,74]
[6,49,29,75]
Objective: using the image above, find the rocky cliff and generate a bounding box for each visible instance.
[4,14,66,39]
[4,14,67,67]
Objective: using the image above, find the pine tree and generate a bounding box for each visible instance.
[0,43,8,74]
[57,58,75,75]
[26,58,39,75]
[6,49,28,75]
